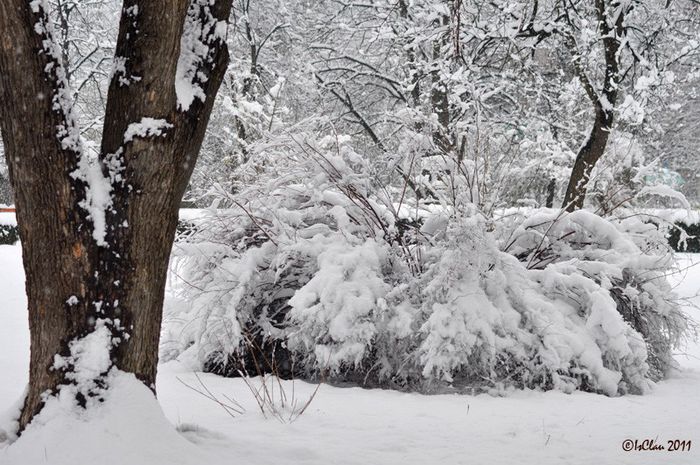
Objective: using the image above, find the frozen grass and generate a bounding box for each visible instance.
[1,244,699,464]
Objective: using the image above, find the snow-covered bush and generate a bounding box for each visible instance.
[163,133,401,377]
[162,135,688,396]
[498,208,687,384]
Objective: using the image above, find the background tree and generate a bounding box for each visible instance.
[0,0,233,432]
[489,0,700,210]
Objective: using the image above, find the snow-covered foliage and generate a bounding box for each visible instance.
[4,0,696,210]
[172,0,700,213]
[163,135,688,395]
[500,208,688,381]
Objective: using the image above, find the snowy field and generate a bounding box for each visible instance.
[1,243,700,464]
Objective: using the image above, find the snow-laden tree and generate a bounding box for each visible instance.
[49,0,120,134]
[0,0,233,434]
[267,0,699,211]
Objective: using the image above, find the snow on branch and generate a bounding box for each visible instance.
[29,0,115,248]
[636,185,691,209]
[175,0,230,111]
[29,0,82,154]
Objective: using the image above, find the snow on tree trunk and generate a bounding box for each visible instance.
[0,0,233,433]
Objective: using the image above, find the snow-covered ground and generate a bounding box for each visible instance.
[1,244,699,464]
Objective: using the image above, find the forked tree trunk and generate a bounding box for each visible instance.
[0,0,232,432]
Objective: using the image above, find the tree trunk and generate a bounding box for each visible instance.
[0,2,95,431]
[545,177,556,208]
[398,0,421,108]
[561,108,614,211]
[561,0,624,211]
[0,0,232,432]
[431,13,450,147]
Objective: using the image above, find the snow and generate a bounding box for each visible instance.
[72,149,113,247]
[499,206,700,226]
[619,95,644,125]
[288,238,390,369]
[647,208,700,225]
[0,246,28,414]
[0,212,15,227]
[27,0,113,248]
[86,117,174,219]
[52,320,113,391]
[124,118,173,142]
[110,56,142,87]
[175,1,229,111]
[636,185,691,209]
[1,244,700,464]
[178,208,209,223]
[2,371,213,465]
[175,4,210,112]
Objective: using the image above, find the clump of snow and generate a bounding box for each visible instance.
[29,0,81,153]
[288,239,390,369]
[636,185,690,209]
[637,208,700,226]
[110,56,142,87]
[53,320,114,393]
[124,118,174,142]
[124,5,138,16]
[619,95,644,125]
[71,144,113,247]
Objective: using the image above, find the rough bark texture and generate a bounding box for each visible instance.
[0,0,232,432]
[561,108,615,211]
[0,2,95,432]
[561,0,624,211]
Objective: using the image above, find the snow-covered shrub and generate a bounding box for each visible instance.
[0,211,18,245]
[499,208,687,382]
[163,133,402,377]
[0,225,18,245]
[162,135,688,396]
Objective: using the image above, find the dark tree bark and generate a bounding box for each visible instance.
[0,0,233,432]
[431,13,450,149]
[561,0,625,211]
[545,177,556,208]
[561,106,615,211]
